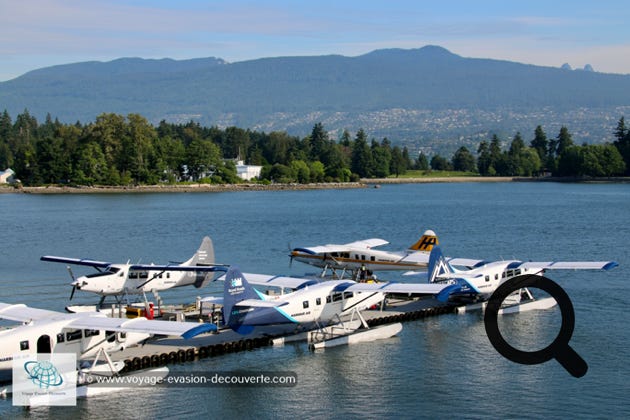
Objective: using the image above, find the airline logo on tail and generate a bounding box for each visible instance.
[427,246,454,283]
[409,230,439,252]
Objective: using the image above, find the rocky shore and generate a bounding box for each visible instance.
[1,182,368,194]
[6,175,625,194]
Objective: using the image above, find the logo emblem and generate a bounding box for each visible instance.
[24,360,64,389]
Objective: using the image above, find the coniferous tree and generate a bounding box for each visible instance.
[530,125,548,163]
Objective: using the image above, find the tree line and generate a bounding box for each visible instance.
[0,109,628,186]
[426,123,628,177]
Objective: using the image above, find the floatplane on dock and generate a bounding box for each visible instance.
[0,301,215,403]
[202,266,449,347]
[424,246,618,312]
[289,230,439,278]
[40,236,228,313]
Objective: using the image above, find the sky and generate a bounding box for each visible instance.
[1,0,630,81]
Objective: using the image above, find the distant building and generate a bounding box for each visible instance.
[0,168,16,184]
[235,160,262,181]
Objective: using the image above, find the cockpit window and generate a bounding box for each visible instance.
[84,267,121,278]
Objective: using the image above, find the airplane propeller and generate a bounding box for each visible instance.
[67,266,78,300]
[288,243,294,268]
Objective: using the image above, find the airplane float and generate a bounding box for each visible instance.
[289,230,439,278]
[0,302,215,383]
[203,266,449,335]
[425,246,618,311]
[41,236,227,305]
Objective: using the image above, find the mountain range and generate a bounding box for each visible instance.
[2,45,629,155]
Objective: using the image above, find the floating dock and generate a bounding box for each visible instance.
[113,297,455,373]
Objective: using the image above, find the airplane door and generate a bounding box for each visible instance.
[37,335,52,353]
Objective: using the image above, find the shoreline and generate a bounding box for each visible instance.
[2,176,629,194]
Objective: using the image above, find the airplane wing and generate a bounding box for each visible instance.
[292,245,352,254]
[343,238,389,249]
[199,296,286,308]
[513,261,618,271]
[65,314,216,338]
[129,264,228,272]
[232,299,288,308]
[0,303,59,322]
[216,272,318,290]
[340,282,447,294]
[0,302,215,339]
[40,256,112,269]
[293,238,389,255]
[400,250,431,263]
[447,257,487,268]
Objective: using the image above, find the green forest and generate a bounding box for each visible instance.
[1,110,629,187]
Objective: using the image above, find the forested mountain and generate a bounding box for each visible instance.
[2,46,630,155]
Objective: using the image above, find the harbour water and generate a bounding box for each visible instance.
[1,182,629,418]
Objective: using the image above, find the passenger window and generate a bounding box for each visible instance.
[56,333,65,343]
[66,330,83,342]
[20,340,29,351]
[83,329,100,337]
[303,301,309,309]
[316,298,321,305]
[485,275,490,282]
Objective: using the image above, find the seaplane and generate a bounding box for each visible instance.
[40,236,227,306]
[0,301,216,384]
[425,246,619,312]
[289,230,439,278]
[203,266,449,335]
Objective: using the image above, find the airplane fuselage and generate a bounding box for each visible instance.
[75,264,209,296]
[0,319,148,383]
[436,261,541,301]
[291,249,428,273]
[234,281,385,328]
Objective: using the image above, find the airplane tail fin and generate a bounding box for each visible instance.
[185,236,215,266]
[408,230,439,252]
[427,246,454,283]
[185,237,216,288]
[223,267,258,334]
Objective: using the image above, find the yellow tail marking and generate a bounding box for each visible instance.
[409,234,438,251]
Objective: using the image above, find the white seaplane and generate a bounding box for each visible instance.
[203,266,449,335]
[289,230,439,278]
[41,237,227,305]
[425,246,619,312]
[0,301,215,384]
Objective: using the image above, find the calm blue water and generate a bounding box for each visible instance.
[1,182,629,418]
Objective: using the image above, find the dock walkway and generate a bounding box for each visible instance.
[114,297,455,373]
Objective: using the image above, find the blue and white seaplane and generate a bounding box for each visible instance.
[41,237,227,306]
[424,246,619,313]
[202,266,450,346]
[0,301,215,385]
[289,230,439,278]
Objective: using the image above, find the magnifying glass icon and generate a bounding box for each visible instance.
[483,274,588,378]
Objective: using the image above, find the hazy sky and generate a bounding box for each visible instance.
[1,0,629,81]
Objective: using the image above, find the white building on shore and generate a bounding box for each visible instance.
[235,160,262,181]
[0,168,16,184]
